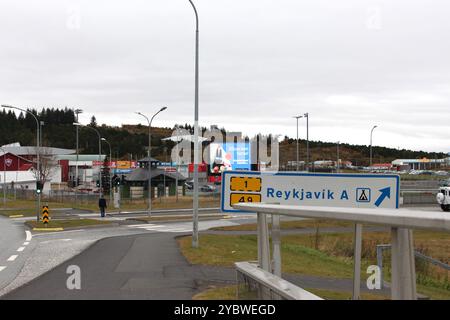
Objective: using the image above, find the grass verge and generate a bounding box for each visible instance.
[3,196,220,212]
[0,209,42,218]
[211,219,354,232]
[26,219,113,230]
[192,285,389,300]
[178,231,450,300]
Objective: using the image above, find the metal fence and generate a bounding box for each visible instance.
[376,244,450,289]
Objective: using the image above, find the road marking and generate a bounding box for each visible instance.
[17,247,25,252]
[7,255,18,262]
[32,229,86,237]
[41,239,72,244]
[0,266,6,272]
[26,230,32,241]
[23,242,30,246]
[127,224,192,233]
[9,214,24,218]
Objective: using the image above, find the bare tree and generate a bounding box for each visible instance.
[29,147,58,189]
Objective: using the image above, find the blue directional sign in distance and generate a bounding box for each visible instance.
[221,171,400,213]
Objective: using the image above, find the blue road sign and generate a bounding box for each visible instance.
[221,171,400,213]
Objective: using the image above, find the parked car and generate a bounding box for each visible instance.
[200,184,216,192]
[185,181,193,190]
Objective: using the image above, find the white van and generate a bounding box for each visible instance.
[436,187,450,212]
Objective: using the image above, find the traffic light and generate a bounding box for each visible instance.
[112,175,120,186]
[36,181,43,194]
[96,180,100,187]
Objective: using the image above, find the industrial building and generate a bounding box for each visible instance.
[391,157,449,171]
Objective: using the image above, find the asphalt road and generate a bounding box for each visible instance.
[0,217,34,291]
[0,212,244,297]
[3,232,215,300]
[0,205,445,300]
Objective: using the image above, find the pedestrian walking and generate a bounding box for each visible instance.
[99,195,107,218]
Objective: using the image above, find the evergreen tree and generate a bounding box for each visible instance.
[90,116,97,127]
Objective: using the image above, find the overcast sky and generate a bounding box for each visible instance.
[1,0,449,153]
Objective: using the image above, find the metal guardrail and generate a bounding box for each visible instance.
[233,203,450,300]
[235,262,323,300]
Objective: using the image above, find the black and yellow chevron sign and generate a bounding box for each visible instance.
[42,206,50,224]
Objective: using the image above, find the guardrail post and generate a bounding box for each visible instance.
[271,214,282,277]
[257,212,271,272]
[376,245,384,289]
[352,223,363,300]
[391,228,417,300]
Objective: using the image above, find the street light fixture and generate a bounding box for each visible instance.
[2,104,41,221]
[135,107,167,217]
[370,125,378,168]
[74,122,102,198]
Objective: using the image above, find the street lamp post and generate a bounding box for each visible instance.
[304,113,309,171]
[296,113,309,171]
[0,147,6,207]
[293,116,302,171]
[337,141,340,173]
[101,138,112,205]
[136,107,167,217]
[370,125,378,168]
[2,105,40,221]
[74,109,83,205]
[175,125,180,202]
[74,123,102,198]
[188,0,200,249]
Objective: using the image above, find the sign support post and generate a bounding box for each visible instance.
[42,205,50,227]
[271,214,282,277]
[352,223,363,300]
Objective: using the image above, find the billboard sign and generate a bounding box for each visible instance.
[210,143,251,174]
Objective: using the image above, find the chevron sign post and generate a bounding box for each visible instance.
[42,206,50,225]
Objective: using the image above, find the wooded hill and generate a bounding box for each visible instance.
[0,108,446,165]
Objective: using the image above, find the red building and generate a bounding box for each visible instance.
[0,152,34,172]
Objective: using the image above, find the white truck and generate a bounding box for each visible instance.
[436,186,450,212]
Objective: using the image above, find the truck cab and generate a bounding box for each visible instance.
[436,187,450,212]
